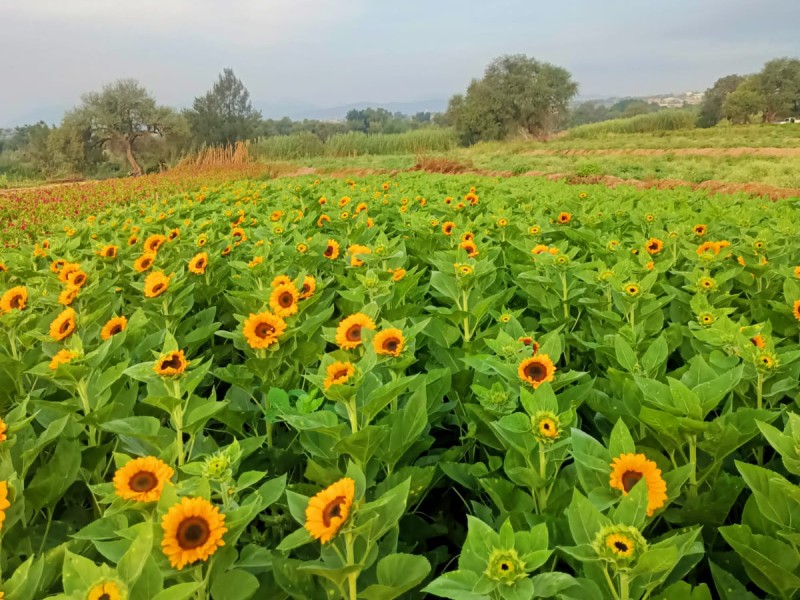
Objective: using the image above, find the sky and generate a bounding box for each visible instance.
[1,0,799,125]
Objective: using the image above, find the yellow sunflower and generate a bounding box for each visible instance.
[624,283,640,297]
[296,243,308,254]
[323,361,355,389]
[128,235,139,247]
[518,355,556,389]
[68,270,88,289]
[242,312,287,350]
[188,253,208,275]
[335,313,376,350]
[144,271,171,298]
[49,349,78,370]
[348,244,371,267]
[304,478,356,543]
[442,221,456,236]
[374,329,405,357]
[751,334,767,349]
[391,268,406,282]
[693,224,707,237]
[154,350,189,377]
[99,245,118,260]
[134,253,156,273]
[113,456,174,503]
[300,276,316,299]
[161,497,227,570]
[101,316,128,341]
[532,411,560,442]
[793,300,800,321]
[557,212,572,224]
[323,239,340,260]
[0,417,7,443]
[58,285,80,306]
[50,308,77,341]
[645,238,663,255]
[0,480,10,530]
[609,453,668,516]
[0,286,27,313]
[270,283,300,318]
[144,234,166,253]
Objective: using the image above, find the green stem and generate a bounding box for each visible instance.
[561,271,570,365]
[461,288,471,342]
[602,566,621,600]
[688,435,697,495]
[619,571,629,600]
[756,371,764,465]
[345,532,358,600]
[346,399,358,434]
[537,443,549,512]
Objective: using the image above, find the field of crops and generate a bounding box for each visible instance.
[2,172,800,600]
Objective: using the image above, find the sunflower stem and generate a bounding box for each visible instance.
[688,435,697,495]
[602,566,621,600]
[461,289,471,342]
[756,372,764,465]
[345,532,359,600]
[619,571,630,600]
[561,271,570,365]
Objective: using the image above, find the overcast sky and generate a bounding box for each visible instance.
[1,0,799,124]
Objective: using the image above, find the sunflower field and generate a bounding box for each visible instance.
[1,173,800,600]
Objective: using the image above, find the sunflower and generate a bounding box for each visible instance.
[221,245,232,257]
[750,334,766,349]
[496,217,509,228]
[144,234,166,253]
[528,225,542,236]
[197,234,208,247]
[609,453,668,516]
[0,286,27,313]
[0,480,9,530]
[243,312,287,349]
[391,268,406,282]
[58,285,80,306]
[49,349,78,370]
[532,411,560,442]
[248,256,263,268]
[323,239,340,260]
[297,243,308,253]
[99,245,118,259]
[645,261,655,271]
[304,478,356,543]
[758,352,778,370]
[624,283,640,297]
[161,497,227,570]
[374,329,405,357]
[557,212,572,224]
[442,221,456,236]
[593,524,647,562]
[460,240,479,258]
[464,192,479,205]
[300,276,316,299]
[794,300,800,321]
[518,355,556,389]
[144,271,171,298]
[693,224,707,237]
[335,313,376,350]
[50,258,67,273]
[154,350,189,377]
[531,244,550,255]
[699,312,715,326]
[348,244,371,267]
[113,456,174,503]
[456,263,474,276]
[323,361,355,389]
[737,256,746,267]
[645,238,663,255]
[795,266,800,279]
[0,262,6,272]
[50,308,77,341]
[231,227,247,245]
[68,270,88,289]
[132,252,156,273]
[317,215,331,228]
[188,253,208,275]
[270,283,300,318]
[57,262,80,284]
[101,316,128,341]
[0,417,7,443]
[461,232,475,243]
[698,277,716,291]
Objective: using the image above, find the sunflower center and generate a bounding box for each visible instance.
[59,319,72,334]
[384,338,399,352]
[621,470,643,492]
[10,294,23,309]
[129,470,158,492]
[196,259,206,268]
[346,325,361,342]
[322,496,346,527]
[73,274,86,285]
[177,517,211,549]
[161,355,183,370]
[99,594,111,600]
[333,369,350,382]
[279,292,293,308]
[302,284,311,294]
[142,258,153,268]
[109,324,123,336]
[543,421,551,431]
[614,541,629,552]
[324,245,334,256]
[524,362,546,382]
[255,322,275,338]
[152,283,165,295]
[648,243,658,250]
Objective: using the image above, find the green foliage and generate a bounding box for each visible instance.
[697,74,745,128]
[567,109,698,138]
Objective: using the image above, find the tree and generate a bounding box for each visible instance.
[445,54,578,144]
[68,79,178,175]
[722,77,765,124]
[186,69,261,145]
[697,74,745,127]
[758,58,800,122]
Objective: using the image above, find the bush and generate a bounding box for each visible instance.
[567,110,698,138]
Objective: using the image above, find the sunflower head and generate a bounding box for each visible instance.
[134,253,156,273]
[144,234,166,253]
[793,300,800,321]
[645,238,663,255]
[243,311,287,350]
[518,355,556,389]
[335,313,376,350]
[50,307,77,341]
[323,239,340,259]
[532,411,561,443]
[99,245,119,260]
[86,580,126,600]
[374,329,405,357]
[323,361,356,390]
[484,548,527,585]
[593,524,647,564]
[270,283,300,318]
[113,456,174,503]
[161,497,227,570]
[609,453,667,516]
[348,244,371,267]
[300,276,316,299]
[699,312,715,326]
[757,351,779,371]
[557,212,572,224]
[0,286,28,313]
[623,283,640,297]
[442,221,456,236]
[49,349,79,370]
[528,225,541,235]
[154,350,189,377]
[693,224,707,237]
[101,316,128,341]
[305,477,356,543]
[188,253,208,275]
[697,276,717,292]
[144,271,171,298]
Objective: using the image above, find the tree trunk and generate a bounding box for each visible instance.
[123,136,143,176]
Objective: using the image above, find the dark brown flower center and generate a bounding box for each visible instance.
[383,338,400,352]
[142,258,153,269]
[333,369,350,382]
[195,258,206,269]
[324,245,334,256]
[255,322,275,338]
[109,324,123,336]
[152,283,165,295]
[160,354,183,371]
[129,470,158,492]
[177,517,211,549]
[500,562,510,571]
[648,242,658,251]
[73,274,86,286]
[99,594,111,600]
[322,496,346,527]
[621,470,643,492]
[346,325,361,342]
[279,292,293,308]
[302,284,311,294]
[614,541,629,552]
[10,294,23,309]
[59,318,72,334]
[524,361,546,382]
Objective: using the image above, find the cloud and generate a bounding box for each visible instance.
[0,0,361,47]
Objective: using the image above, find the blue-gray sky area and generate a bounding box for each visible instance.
[1,0,798,125]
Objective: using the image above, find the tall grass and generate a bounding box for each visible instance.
[566,110,698,138]
[254,128,457,160]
